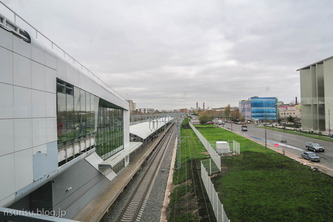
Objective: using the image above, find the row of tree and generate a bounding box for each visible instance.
[197,105,301,125]
[198,104,243,124]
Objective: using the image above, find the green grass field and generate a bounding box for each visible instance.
[196,125,333,222]
[168,121,214,222]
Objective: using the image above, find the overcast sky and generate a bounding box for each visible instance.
[2,0,333,110]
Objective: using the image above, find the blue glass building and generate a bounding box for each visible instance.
[251,97,278,121]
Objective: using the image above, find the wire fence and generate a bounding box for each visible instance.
[201,161,230,222]
[189,122,221,171]
[228,140,240,155]
[201,158,220,175]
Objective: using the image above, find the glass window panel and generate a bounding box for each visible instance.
[57,92,66,147]
[90,95,96,134]
[86,93,91,113]
[80,90,86,137]
[66,93,74,141]
[74,87,81,139]
[95,99,124,159]
[56,80,101,157]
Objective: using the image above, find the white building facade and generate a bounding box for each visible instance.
[298,56,333,133]
[278,104,301,120]
[0,6,140,219]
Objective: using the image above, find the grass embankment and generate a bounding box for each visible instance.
[197,125,333,222]
[168,119,215,222]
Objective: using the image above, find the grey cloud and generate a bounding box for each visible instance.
[3,0,332,110]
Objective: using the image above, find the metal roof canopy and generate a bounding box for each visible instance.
[130,117,174,140]
[98,142,142,170]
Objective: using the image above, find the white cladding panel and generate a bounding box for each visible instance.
[31,43,46,64]
[32,90,47,118]
[32,61,46,91]
[0,119,14,156]
[45,50,57,69]
[324,58,333,131]
[0,154,15,202]
[0,16,129,207]
[123,111,130,147]
[13,53,31,88]
[0,47,13,84]
[13,33,31,58]
[14,86,32,118]
[14,149,33,191]
[45,68,57,93]
[46,92,57,117]
[14,118,33,152]
[0,25,12,49]
[32,118,47,147]
[0,83,14,118]
[46,117,57,142]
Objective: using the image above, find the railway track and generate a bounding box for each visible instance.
[114,124,176,222]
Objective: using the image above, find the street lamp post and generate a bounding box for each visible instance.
[265,113,267,148]
[329,109,331,138]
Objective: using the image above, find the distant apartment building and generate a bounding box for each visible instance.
[279,104,301,120]
[126,100,136,112]
[298,56,333,132]
[239,97,278,121]
[239,100,251,120]
[137,108,155,114]
[180,108,188,113]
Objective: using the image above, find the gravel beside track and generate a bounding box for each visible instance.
[101,127,177,222]
[140,130,176,222]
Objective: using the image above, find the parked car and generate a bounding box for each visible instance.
[301,152,321,162]
[306,142,325,152]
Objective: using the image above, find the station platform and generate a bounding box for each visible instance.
[73,138,160,222]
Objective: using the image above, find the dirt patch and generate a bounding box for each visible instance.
[200,151,209,156]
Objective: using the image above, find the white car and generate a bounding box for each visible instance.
[306,142,325,152]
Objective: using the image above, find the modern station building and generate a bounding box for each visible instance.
[0,5,173,220]
[298,56,333,133]
[239,97,278,121]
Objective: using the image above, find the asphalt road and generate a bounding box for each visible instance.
[224,123,333,170]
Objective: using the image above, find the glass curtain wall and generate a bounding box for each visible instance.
[251,97,277,120]
[96,102,124,160]
[56,79,97,149]
[57,79,124,160]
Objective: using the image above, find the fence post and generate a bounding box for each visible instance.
[221,204,224,222]
[215,192,218,221]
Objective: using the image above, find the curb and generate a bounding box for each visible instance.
[160,135,178,222]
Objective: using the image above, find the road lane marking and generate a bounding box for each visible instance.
[250,136,303,151]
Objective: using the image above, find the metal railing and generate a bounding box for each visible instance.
[201,161,230,222]
[0,1,124,100]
